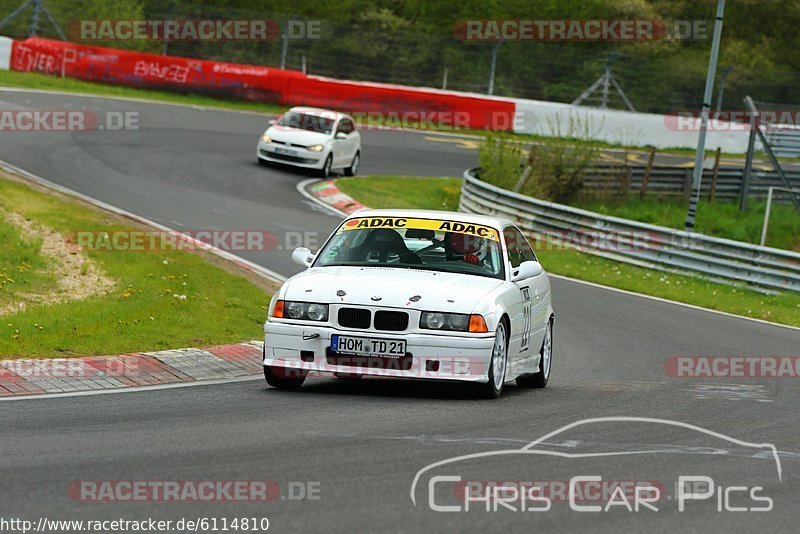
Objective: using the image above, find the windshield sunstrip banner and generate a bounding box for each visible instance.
[340,217,500,241]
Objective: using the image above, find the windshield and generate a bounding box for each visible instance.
[315,216,505,279]
[276,112,335,134]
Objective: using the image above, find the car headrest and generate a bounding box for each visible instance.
[447,232,482,254]
[366,228,405,244]
[405,229,435,240]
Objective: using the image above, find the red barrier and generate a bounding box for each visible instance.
[9,38,515,130]
[288,76,515,130]
[9,38,303,103]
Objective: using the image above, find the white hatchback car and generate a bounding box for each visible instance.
[263,209,554,398]
[257,107,361,178]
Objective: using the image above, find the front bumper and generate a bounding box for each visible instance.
[257,142,326,169]
[263,321,495,383]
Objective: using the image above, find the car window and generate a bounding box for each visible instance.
[504,226,536,268]
[315,217,504,279]
[337,119,355,134]
[276,112,335,134]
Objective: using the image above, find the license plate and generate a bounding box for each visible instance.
[273,147,297,157]
[331,335,406,357]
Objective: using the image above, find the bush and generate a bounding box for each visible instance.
[479,115,601,204]
[478,132,523,190]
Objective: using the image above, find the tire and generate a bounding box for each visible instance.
[319,155,333,178]
[258,157,269,167]
[517,319,552,389]
[476,321,508,399]
[344,151,360,177]
[264,365,306,390]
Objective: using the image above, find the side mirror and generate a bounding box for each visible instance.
[291,247,315,268]
[268,119,276,125]
[512,260,543,282]
[335,131,347,140]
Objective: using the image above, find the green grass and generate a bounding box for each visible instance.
[0,174,272,358]
[337,176,461,211]
[572,196,800,251]
[0,213,53,309]
[338,176,800,327]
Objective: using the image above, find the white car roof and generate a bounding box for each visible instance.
[287,106,351,121]
[347,209,514,229]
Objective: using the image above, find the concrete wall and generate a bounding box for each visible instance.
[0,36,12,70]
[512,98,753,154]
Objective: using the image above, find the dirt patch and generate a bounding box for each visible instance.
[0,211,115,315]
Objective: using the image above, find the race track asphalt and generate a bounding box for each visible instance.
[1,90,798,533]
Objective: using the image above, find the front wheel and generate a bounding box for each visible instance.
[344,151,360,176]
[264,365,306,390]
[517,320,552,388]
[476,322,508,399]
[319,154,333,178]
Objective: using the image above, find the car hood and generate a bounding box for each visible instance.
[283,266,504,313]
[266,126,330,147]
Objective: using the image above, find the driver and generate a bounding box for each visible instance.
[447,233,490,266]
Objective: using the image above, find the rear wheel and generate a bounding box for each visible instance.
[476,322,508,399]
[344,151,360,176]
[517,319,552,388]
[264,365,306,390]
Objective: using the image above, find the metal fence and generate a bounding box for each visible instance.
[3,0,800,115]
[580,163,800,201]
[460,168,800,293]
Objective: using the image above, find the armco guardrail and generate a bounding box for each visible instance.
[460,168,800,293]
[580,164,800,201]
[766,127,800,158]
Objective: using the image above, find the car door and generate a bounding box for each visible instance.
[504,226,547,367]
[349,119,361,154]
[333,118,356,167]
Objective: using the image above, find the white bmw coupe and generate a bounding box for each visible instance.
[257,107,361,178]
[263,210,554,398]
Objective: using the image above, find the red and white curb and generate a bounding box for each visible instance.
[305,180,365,216]
[0,341,263,398]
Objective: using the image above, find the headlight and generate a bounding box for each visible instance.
[307,144,324,152]
[261,134,272,143]
[307,303,327,321]
[286,301,306,319]
[271,300,328,321]
[420,311,470,331]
